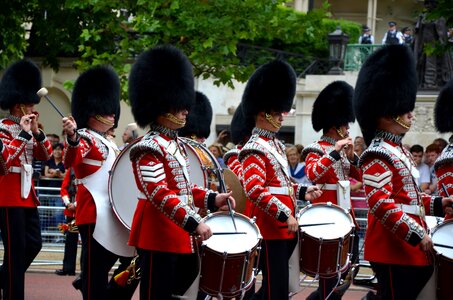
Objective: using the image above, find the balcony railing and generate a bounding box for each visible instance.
[344,44,384,71]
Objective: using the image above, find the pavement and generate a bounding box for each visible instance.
[24,270,371,300]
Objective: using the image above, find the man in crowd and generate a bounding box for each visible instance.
[410,144,431,192]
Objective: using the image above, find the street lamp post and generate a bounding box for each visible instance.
[327,26,349,75]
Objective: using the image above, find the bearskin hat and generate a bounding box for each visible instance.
[241,60,296,117]
[312,81,355,132]
[0,60,42,110]
[71,65,120,129]
[179,91,212,139]
[435,80,453,133]
[129,45,195,128]
[230,103,255,145]
[353,45,417,145]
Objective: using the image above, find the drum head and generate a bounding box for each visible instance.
[202,212,260,254]
[223,168,246,213]
[432,220,453,259]
[108,139,141,230]
[298,203,353,239]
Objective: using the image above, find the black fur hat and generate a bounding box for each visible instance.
[241,59,296,117]
[129,45,195,128]
[71,65,120,129]
[312,81,355,132]
[435,80,453,133]
[353,45,417,145]
[0,60,42,110]
[179,91,212,139]
[231,103,254,145]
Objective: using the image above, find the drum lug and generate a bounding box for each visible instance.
[250,216,257,224]
[207,210,212,217]
[327,201,332,206]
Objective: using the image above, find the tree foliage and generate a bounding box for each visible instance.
[1,0,361,94]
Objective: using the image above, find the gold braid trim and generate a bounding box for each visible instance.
[95,115,115,126]
[265,113,281,129]
[164,113,186,126]
[393,116,411,130]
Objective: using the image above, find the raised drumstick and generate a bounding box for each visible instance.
[37,87,65,118]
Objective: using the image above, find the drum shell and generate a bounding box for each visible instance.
[199,212,261,297]
[299,231,351,278]
[432,219,453,300]
[298,203,354,278]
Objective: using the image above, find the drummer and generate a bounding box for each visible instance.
[354,45,453,299]
[302,81,361,300]
[127,45,234,299]
[238,59,322,299]
[433,79,453,221]
[62,65,138,300]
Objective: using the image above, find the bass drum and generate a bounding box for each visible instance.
[108,139,140,230]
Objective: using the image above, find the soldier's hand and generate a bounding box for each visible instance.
[195,222,212,241]
[442,197,453,215]
[62,116,77,141]
[420,234,433,252]
[215,192,235,211]
[305,186,322,201]
[286,215,299,233]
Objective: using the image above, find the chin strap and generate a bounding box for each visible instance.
[265,113,281,129]
[94,115,115,126]
[19,104,27,116]
[336,128,348,139]
[393,116,411,129]
[164,113,186,126]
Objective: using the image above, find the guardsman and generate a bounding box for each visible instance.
[434,79,453,220]
[0,60,52,300]
[239,59,322,299]
[354,44,453,299]
[303,80,361,300]
[62,65,137,300]
[127,45,234,299]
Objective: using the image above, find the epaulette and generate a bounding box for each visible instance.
[301,142,325,158]
[434,144,453,171]
[358,138,393,167]
[129,132,164,160]
[238,135,267,161]
[77,129,94,146]
[0,119,14,134]
[223,148,240,164]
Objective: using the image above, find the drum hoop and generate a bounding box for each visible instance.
[432,219,453,260]
[108,138,141,230]
[299,202,354,224]
[179,137,222,168]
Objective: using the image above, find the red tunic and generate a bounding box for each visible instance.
[63,130,107,225]
[239,129,306,240]
[0,139,8,175]
[224,148,242,178]
[360,133,444,266]
[60,169,76,218]
[0,117,52,207]
[434,143,453,220]
[303,135,362,206]
[128,129,216,254]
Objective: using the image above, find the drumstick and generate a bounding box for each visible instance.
[440,183,453,208]
[213,232,247,235]
[279,222,335,229]
[227,198,238,233]
[434,243,453,250]
[37,88,65,118]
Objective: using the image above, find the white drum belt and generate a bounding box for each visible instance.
[138,191,189,204]
[9,166,21,173]
[317,183,337,191]
[396,204,422,216]
[268,186,289,195]
[82,158,103,167]
[74,178,88,185]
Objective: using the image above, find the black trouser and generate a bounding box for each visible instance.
[79,223,138,300]
[137,248,199,300]
[253,238,297,300]
[370,262,433,300]
[62,216,78,273]
[308,232,360,300]
[0,207,42,300]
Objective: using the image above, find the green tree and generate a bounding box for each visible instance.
[1,0,360,92]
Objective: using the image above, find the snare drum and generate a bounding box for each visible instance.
[432,220,453,300]
[199,212,261,298]
[298,202,354,278]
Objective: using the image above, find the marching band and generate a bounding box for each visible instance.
[1,43,453,300]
